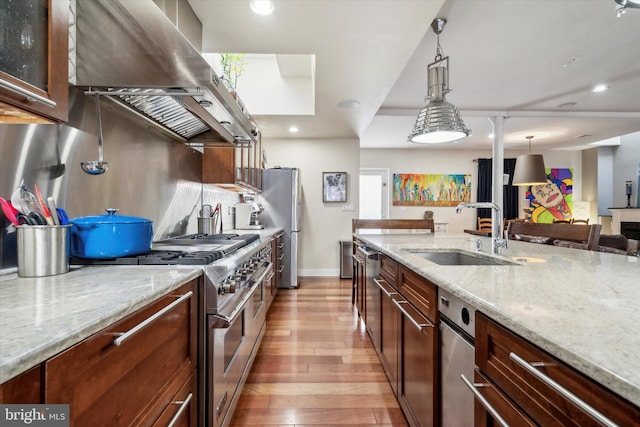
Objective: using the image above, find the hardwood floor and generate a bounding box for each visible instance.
[230,277,408,426]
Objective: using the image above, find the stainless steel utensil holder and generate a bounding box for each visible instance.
[17,225,71,277]
[197,216,219,235]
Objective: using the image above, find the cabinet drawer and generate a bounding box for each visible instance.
[398,265,437,321]
[469,370,536,427]
[45,280,198,426]
[476,312,640,426]
[151,373,197,427]
[379,254,398,284]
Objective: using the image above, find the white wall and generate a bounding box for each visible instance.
[262,138,360,277]
[361,148,583,233]
[581,148,600,228]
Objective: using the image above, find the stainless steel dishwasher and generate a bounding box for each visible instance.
[439,288,476,427]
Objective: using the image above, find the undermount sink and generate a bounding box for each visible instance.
[407,249,518,266]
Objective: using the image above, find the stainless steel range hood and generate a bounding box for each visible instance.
[74,0,258,145]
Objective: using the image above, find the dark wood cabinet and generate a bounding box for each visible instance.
[0,0,69,122]
[151,373,197,427]
[202,139,262,192]
[475,312,640,426]
[366,253,398,357]
[377,276,399,397]
[0,366,41,404]
[376,255,399,395]
[44,280,198,426]
[471,370,536,427]
[363,254,437,427]
[364,256,380,352]
[396,266,438,427]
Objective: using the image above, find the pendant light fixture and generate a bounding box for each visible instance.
[615,0,640,17]
[408,18,470,144]
[512,136,547,186]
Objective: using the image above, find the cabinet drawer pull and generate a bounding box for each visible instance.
[393,300,433,331]
[277,265,285,273]
[113,291,193,346]
[374,277,397,297]
[460,374,510,427]
[509,352,619,427]
[167,392,193,427]
[0,78,57,107]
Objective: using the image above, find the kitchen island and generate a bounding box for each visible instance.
[354,231,640,409]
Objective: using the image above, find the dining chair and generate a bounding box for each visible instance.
[571,218,589,224]
[477,217,492,231]
[553,219,572,224]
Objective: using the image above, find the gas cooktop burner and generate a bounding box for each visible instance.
[160,233,260,244]
[70,249,226,266]
[70,234,262,266]
[137,250,224,265]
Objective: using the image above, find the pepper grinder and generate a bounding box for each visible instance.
[626,181,632,208]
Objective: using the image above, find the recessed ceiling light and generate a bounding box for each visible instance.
[488,133,494,138]
[250,0,275,16]
[558,102,577,108]
[337,100,360,109]
[288,126,299,133]
[592,84,608,93]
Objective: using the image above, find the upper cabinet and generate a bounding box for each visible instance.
[202,137,263,192]
[0,0,69,122]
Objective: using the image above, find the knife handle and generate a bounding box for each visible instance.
[47,197,60,226]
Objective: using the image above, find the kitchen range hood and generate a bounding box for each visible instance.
[74,0,258,145]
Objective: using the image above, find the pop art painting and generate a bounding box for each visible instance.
[526,168,573,223]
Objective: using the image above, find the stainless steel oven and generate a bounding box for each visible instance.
[207,254,273,427]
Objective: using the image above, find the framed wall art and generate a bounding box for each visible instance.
[323,172,347,202]
[392,173,472,206]
[525,168,573,223]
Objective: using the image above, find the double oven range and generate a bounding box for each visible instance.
[72,232,275,427]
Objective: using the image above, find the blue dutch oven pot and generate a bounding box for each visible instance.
[70,208,153,259]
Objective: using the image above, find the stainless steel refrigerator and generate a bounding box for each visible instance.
[259,167,302,288]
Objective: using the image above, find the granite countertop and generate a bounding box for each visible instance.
[0,266,202,384]
[354,232,640,407]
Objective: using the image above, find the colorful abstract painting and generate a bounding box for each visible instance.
[525,168,573,223]
[392,173,472,206]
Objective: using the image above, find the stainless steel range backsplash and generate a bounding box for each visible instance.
[0,87,239,271]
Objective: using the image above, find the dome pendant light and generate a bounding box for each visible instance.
[408,18,470,144]
[512,136,547,186]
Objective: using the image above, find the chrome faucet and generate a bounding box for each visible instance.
[456,202,508,255]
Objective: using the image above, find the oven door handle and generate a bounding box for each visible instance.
[213,282,260,325]
[251,261,274,284]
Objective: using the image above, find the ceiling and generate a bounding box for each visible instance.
[188,0,640,151]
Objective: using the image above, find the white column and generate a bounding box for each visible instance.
[491,116,506,236]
